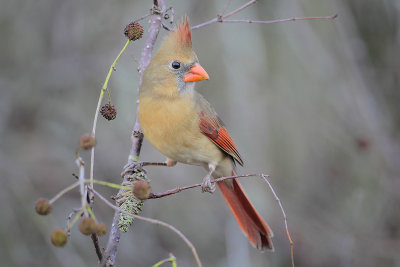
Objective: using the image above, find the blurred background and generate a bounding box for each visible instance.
[1,0,400,266]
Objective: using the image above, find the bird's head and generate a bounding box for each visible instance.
[141,17,209,97]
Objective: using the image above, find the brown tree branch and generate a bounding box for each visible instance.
[101,1,166,266]
[91,233,103,262]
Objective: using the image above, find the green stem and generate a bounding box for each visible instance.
[152,255,177,267]
[91,179,131,190]
[49,180,130,206]
[49,181,80,204]
[90,39,131,202]
[68,210,84,230]
[87,205,97,222]
[102,39,131,90]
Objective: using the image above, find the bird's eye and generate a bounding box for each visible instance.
[171,61,181,69]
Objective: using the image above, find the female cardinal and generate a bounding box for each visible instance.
[137,17,274,250]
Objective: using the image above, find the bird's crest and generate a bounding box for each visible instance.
[174,16,192,47]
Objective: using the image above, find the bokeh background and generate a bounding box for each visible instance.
[1,0,400,266]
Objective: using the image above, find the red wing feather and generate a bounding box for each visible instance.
[199,116,244,166]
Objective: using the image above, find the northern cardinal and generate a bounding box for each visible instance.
[138,18,273,250]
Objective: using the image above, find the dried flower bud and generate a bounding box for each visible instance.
[95,223,107,236]
[35,198,52,215]
[100,104,117,121]
[132,180,151,200]
[79,134,96,150]
[51,228,68,247]
[124,22,144,41]
[79,217,96,235]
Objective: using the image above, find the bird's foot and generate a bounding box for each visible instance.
[121,161,146,178]
[201,175,215,193]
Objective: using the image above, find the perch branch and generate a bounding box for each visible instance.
[148,173,294,267]
[92,189,202,267]
[102,0,166,266]
[149,173,266,198]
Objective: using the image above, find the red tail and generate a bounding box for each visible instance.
[217,173,274,251]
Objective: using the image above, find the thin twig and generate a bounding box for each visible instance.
[147,173,294,267]
[134,13,153,24]
[92,189,202,267]
[149,173,266,198]
[66,209,82,236]
[75,157,103,261]
[75,157,88,216]
[91,233,103,262]
[260,174,294,267]
[192,0,257,29]
[192,0,337,30]
[221,14,338,24]
[67,210,84,231]
[219,0,231,17]
[49,181,80,204]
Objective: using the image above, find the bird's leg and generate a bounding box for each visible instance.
[122,159,177,177]
[202,164,216,193]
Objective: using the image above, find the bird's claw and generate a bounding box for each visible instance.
[201,176,215,193]
[121,161,146,178]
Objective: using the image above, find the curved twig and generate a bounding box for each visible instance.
[92,189,202,267]
[148,173,295,267]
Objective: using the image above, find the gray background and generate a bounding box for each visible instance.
[1,0,399,266]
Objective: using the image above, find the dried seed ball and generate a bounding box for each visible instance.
[100,104,117,120]
[35,198,52,215]
[95,223,107,236]
[79,134,96,150]
[124,22,144,41]
[132,180,151,200]
[78,217,96,235]
[51,228,68,247]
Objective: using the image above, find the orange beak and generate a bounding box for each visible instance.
[184,63,209,82]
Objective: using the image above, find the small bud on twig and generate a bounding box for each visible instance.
[132,180,151,200]
[51,228,68,247]
[95,223,107,236]
[124,22,144,41]
[100,104,117,121]
[79,134,96,150]
[79,217,97,235]
[35,198,52,215]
